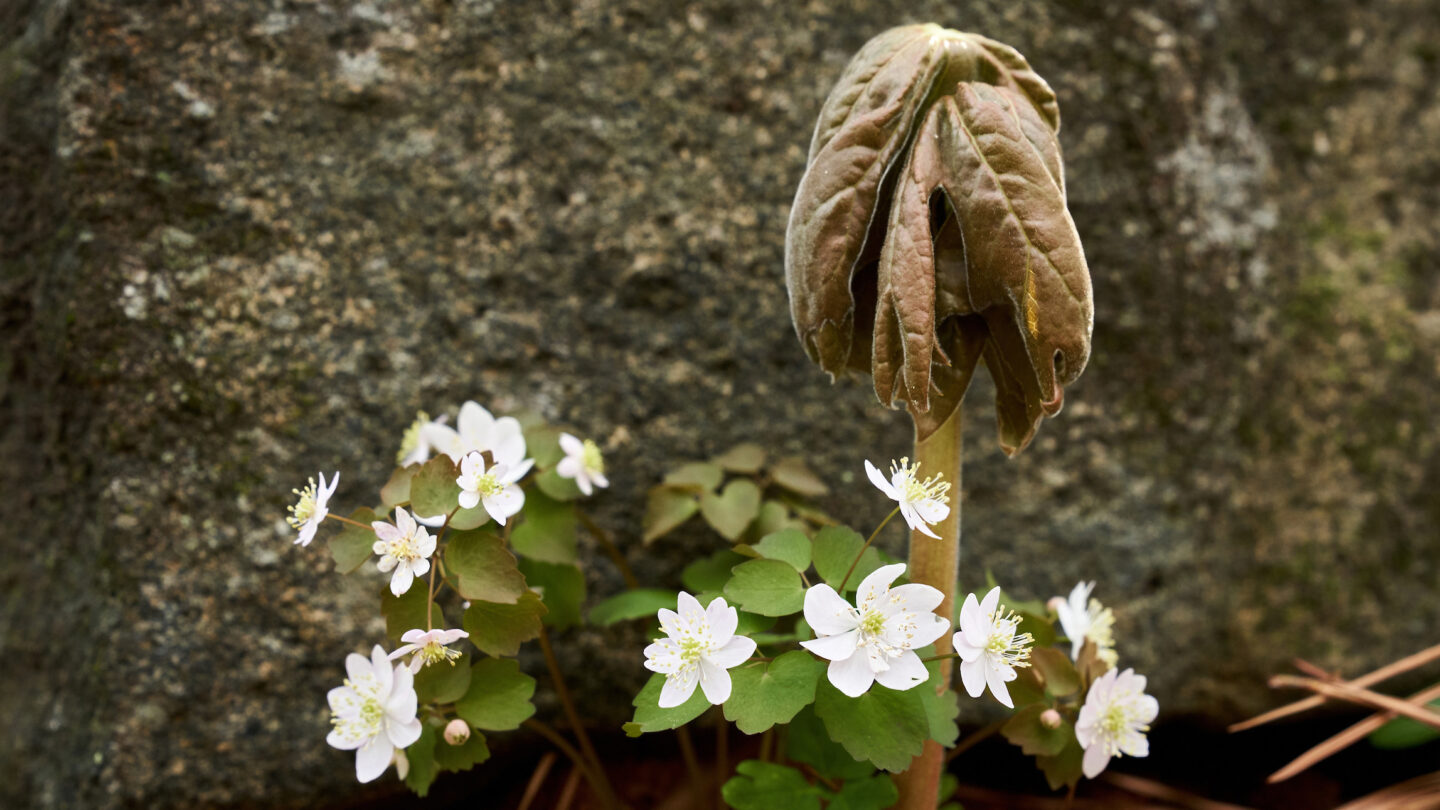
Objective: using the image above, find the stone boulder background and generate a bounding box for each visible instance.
[2,0,1437,807]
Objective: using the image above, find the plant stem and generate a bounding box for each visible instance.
[675,726,703,794]
[523,719,604,800]
[715,710,728,810]
[536,626,622,810]
[577,509,640,589]
[837,506,899,592]
[325,513,372,530]
[894,408,963,810]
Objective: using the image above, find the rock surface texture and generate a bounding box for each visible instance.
[3,0,1438,807]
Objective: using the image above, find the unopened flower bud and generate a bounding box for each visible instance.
[1040,708,1063,729]
[1046,596,1066,613]
[444,718,471,746]
[393,749,409,779]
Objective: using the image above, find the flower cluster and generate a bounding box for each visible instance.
[287,399,616,786]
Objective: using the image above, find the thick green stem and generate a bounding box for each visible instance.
[894,408,963,810]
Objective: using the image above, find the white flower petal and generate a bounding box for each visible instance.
[559,432,584,455]
[873,650,930,692]
[458,490,480,510]
[704,597,738,642]
[490,418,528,467]
[827,650,877,698]
[675,592,706,626]
[387,716,423,749]
[658,673,698,708]
[575,473,594,496]
[706,635,756,669]
[1082,742,1112,779]
[355,737,394,783]
[907,613,951,650]
[959,658,986,698]
[887,583,944,615]
[855,563,906,611]
[803,585,859,636]
[912,498,948,525]
[978,587,1001,620]
[590,471,608,489]
[346,653,372,684]
[461,451,484,477]
[390,563,415,596]
[985,661,1015,708]
[556,456,582,479]
[503,457,535,483]
[800,628,860,662]
[698,659,733,705]
[327,728,364,750]
[864,459,896,498]
[372,521,401,544]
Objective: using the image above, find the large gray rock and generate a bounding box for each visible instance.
[3,0,1437,806]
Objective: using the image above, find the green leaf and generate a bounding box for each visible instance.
[522,423,566,468]
[643,485,699,544]
[1018,610,1057,648]
[1370,700,1440,749]
[1002,704,1073,756]
[814,678,930,772]
[589,589,677,626]
[415,652,472,704]
[1036,733,1084,791]
[434,728,490,771]
[664,461,724,492]
[682,549,744,593]
[409,456,461,519]
[827,774,899,810]
[712,443,768,474]
[535,468,584,501]
[517,558,584,630]
[510,489,578,564]
[1031,647,1079,698]
[446,530,526,604]
[919,658,959,747]
[752,529,812,573]
[785,704,875,781]
[328,507,380,573]
[404,723,438,796]
[1006,665,1047,707]
[721,761,822,810]
[624,672,709,736]
[462,591,547,657]
[455,658,537,731]
[723,651,824,735]
[724,559,805,617]
[381,585,442,640]
[770,457,829,497]
[380,465,418,508]
[741,500,802,544]
[812,526,882,592]
[700,479,762,540]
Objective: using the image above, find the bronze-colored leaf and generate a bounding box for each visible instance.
[786,25,1092,454]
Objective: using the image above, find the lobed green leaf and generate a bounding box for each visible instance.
[510,490,578,565]
[624,673,709,736]
[643,486,699,544]
[723,651,824,735]
[770,457,829,497]
[826,774,899,810]
[415,652,472,704]
[446,530,526,604]
[1002,704,1074,757]
[785,704,875,781]
[404,723,438,796]
[328,507,380,574]
[588,589,677,626]
[723,559,805,617]
[712,443,767,474]
[812,526,882,592]
[455,658,537,731]
[700,479,762,540]
[434,728,490,772]
[813,679,930,772]
[721,761,823,810]
[517,558,584,630]
[751,529,812,573]
[462,592,546,657]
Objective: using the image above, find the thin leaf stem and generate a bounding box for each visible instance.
[325,513,372,530]
[537,625,621,810]
[837,506,899,592]
[577,509,639,589]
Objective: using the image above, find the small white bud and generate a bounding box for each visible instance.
[444,718,471,746]
[1040,708,1063,729]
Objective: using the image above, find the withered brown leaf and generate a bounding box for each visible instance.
[786,25,1092,455]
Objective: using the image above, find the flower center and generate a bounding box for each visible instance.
[678,635,708,666]
[286,479,318,529]
[984,610,1034,668]
[581,440,605,474]
[475,472,504,497]
[421,640,462,667]
[396,411,429,463]
[859,609,888,636]
[331,677,385,742]
[892,457,950,505]
[384,531,424,562]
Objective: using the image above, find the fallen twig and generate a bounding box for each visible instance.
[1231,643,1440,733]
[1268,675,1440,732]
[1268,682,1440,783]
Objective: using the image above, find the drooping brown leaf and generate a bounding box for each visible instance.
[785,24,1092,453]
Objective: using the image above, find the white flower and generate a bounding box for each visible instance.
[422,400,528,467]
[1075,668,1158,778]
[953,586,1034,708]
[371,508,436,596]
[799,563,950,698]
[864,458,951,539]
[456,451,531,525]
[1056,581,1118,667]
[287,472,339,547]
[396,411,447,466]
[556,432,609,496]
[326,644,423,783]
[388,627,469,673]
[644,592,757,708]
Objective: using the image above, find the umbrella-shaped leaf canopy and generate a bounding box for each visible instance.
[785,24,1092,455]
